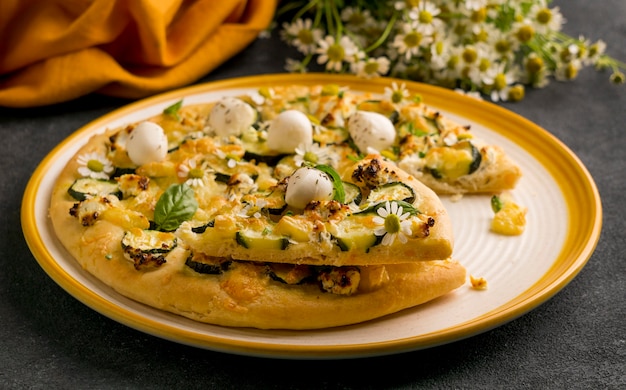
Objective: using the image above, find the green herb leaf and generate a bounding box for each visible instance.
[164,99,183,120]
[154,183,198,231]
[315,164,345,204]
[491,195,503,213]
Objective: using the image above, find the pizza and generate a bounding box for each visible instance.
[49,82,521,329]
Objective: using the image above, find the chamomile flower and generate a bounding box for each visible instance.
[316,35,358,72]
[482,63,520,102]
[178,159,209,188]
[529,4,564,34]
[384,81,410,105]
[373,201,413,246]
[408,1,442,35]
[353,56,391,78]
[293,142,336,167]
[282,18,323,55]
[77,152,114,179]
[392,22,433,61]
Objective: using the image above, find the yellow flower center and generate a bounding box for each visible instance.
[384,213,401,234]
[348,12,366,26]
[364,61,380,75]
[462,47,477,63]
[297,29,314,45]
[507,85,525,102]
[405,0,419,8]
[536,8,552,25]
[526,57,544,73]
[327,43,345,62]
[304,151,318,163]
[418,10,433,24]
[495,39,511,54]
[188,167,204,179]
[516,25,535,43]
[494,74,507,90]
[404,31,423,48]
[479,58,491,72]
[391,90,404,103]
[471,8,487,23]
[87,159,104,172]
[564,63,578,80]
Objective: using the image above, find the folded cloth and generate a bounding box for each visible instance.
[0,0,277,107]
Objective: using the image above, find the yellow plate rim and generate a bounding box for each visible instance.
[21,73,602,359]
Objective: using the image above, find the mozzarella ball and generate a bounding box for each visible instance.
[267,110,313,153]
[209,97,257,137]
[126,121,168,166]
[347,111,396,153]
[285,167,334,209]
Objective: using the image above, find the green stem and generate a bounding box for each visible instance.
[364,12,398,53]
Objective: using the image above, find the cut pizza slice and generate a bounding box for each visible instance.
[257,84,522,195]
[177,155,454,267]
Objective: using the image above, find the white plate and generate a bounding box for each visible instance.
[21,74,602,359]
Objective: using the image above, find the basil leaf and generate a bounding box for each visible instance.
[154,183,198,231]
[315,164,345,204]
[164,99,183,120]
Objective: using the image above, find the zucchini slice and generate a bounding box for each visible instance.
[366,182,416,204]
[343,182,363,205]
[267,263,314,284]
[424,140,482,181]
[121,229,177,254]
[332,216,379,252]
[185,254,230,274]
[235,230,290,250]
[68,177,121,201]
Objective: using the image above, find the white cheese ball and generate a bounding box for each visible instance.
[347,111,396,153]
[266,110,313,153]
[209,97,257,137]
[126,121,168,166]
[285,167,334,209]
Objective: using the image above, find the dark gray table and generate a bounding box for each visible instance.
[1,1,624,388]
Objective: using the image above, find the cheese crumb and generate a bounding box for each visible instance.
[470,275,488,290]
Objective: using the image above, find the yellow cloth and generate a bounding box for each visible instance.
[0,0,277,107]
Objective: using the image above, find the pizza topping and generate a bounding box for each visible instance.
[152,183,198,232]
[366,182,416,205]
[76,152,114,179]
[491,193,527,235]
[424,140,482,180]
[208,97,257,137]
[69,195,117,226]
[266,110,313,153]
[116,174,150,198]
[285,166,334,209]
[318,266,360,295]
[68,177,121,201]
[267,263,313,285]
[121,228,177,270]
[347,110,396,153]
[126,121,168,166]
[373,201,413,246]
[185,252,231,275]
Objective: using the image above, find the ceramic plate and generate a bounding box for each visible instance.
[21,74,601,359]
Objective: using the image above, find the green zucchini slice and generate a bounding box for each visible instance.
[235,230,290,250]
[68,177,121,201]
[366,182,416,204]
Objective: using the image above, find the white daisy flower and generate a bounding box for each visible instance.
[178,159,208,188]
[316,35,358,72]
[408,1,442,35]
[77,152,114,179]
[384,81,410,104]
[281,18,323,55]
[294,142,337,167]
[392,22,433,61]
[373,201,413,246]
[353,56,390,78]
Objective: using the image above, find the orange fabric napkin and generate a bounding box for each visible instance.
[0,0,277,107]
